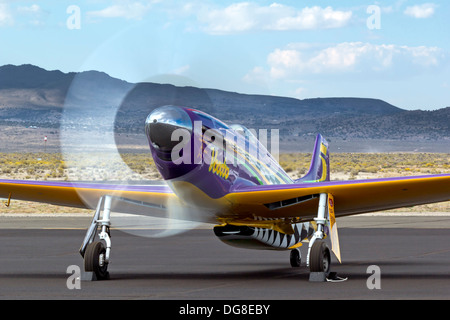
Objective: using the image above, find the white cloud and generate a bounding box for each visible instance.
[193,3,352,34]
[87,1,159,20]
[0,3,49,27]
[381,0,407,14]
[270,6,352,31]
[173,64,190,75]
[17,4,41,13]
[243,66,269,84]
[246,42,446,80]
[0,3,13,26]
[404,3,437,18]
[294,87,307,99]
[16,4,47,26]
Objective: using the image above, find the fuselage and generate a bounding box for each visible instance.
[145,106,292,208]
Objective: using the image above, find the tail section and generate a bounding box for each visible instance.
[296,134,330,183]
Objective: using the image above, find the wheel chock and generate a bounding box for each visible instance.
[309,272,326,282]
[81,271,98,281]
[81,271,110,281]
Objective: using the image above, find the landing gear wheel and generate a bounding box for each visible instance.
[309,240,331,276]
[84,241,109,280]
[290,249,301,267]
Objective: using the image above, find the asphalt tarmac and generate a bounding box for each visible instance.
[0,215,449,301]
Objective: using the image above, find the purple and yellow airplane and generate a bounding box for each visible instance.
[1,105,449,280]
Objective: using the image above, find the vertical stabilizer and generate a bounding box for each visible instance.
[296,134,330,183]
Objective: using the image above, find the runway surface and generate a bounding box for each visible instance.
[0,215,449,300]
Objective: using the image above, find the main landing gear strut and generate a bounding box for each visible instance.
[306,193,332,281]
[79,195,112,280]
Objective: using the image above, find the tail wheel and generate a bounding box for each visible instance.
[290,249,301,267]
[309,240,331,276]
[84,241,109,280]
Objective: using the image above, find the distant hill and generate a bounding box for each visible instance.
[0,64,449,145]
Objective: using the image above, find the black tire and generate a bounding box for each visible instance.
[84,241,109,280]
[290,249,301,267]
[309,240,331,276]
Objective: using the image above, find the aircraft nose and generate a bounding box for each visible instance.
[145,106,192,155]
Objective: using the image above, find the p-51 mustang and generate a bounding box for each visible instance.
[1,105,449,281]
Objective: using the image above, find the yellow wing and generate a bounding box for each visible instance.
[0,179,174,216]
[225,174,450,221]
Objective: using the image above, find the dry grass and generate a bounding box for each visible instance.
[1,152,449,214]
[281,152,450,180]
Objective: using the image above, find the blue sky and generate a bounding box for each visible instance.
[0,0,449,110]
